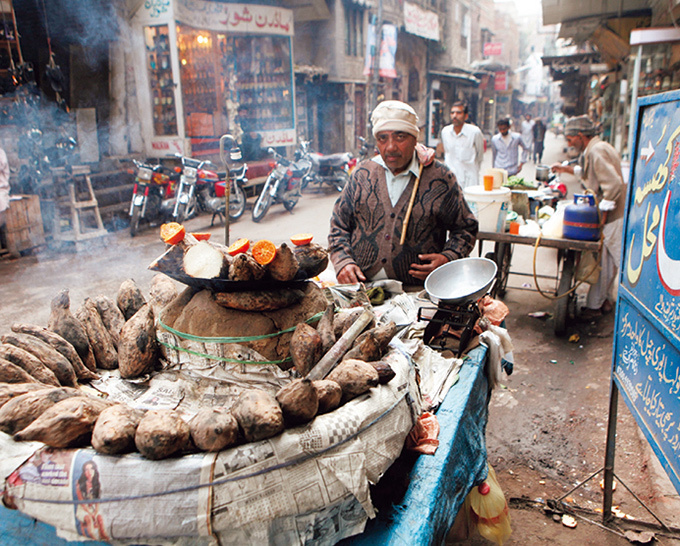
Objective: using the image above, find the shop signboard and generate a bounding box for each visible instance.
[494,71,507,92]
[483,42,502,56]
[613,89,680,494]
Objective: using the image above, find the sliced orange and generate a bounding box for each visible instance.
[160,222,186,245]
[251,239,277,265]
[227,237,250,256]
[290,233,314,246]
[191,232,212,241]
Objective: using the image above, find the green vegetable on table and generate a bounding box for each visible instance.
[504,175,537,189]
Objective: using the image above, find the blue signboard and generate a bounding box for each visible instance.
[614,90,680,494]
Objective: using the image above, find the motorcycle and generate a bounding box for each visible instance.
[170,154,226,224]
[302,140,352,193]
[252,145,312,223]
[128,159,177,237]
[348,136,374,176]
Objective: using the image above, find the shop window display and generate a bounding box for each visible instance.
[144,25,178,137]
[177,25,294,147]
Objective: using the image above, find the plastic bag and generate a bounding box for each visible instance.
[575,250,601,285]
[468,464,512,545]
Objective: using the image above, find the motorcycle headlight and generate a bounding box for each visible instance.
[138,167,152,181]
[179,193,190,204]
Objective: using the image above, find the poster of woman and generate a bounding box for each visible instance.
[72,453,110,541]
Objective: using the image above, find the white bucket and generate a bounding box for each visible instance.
[464,185,511,233]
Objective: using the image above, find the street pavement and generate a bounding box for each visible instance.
[1,132,679,544]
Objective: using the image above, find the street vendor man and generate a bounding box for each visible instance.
[551,115,627,320]
[328,100,478,286]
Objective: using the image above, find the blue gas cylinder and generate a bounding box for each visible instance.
[563,194,601,241]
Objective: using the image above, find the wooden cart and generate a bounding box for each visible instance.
[476,231,600,335]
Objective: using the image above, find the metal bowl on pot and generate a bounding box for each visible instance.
[535,164,551,182]
[424,257,498,305]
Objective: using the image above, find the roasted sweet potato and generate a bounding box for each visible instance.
[326,359,379,402]
[312,380,342,414]
[2,332,78,387]
[0,382,48,409]
[333,308,368,339]
[11,324,98,382]
[76,299,118,370]
[0,387,82,435]
[92,295,126,348]
[189,408,239,452]
[276,379,318,424]
[183,241,231,279]
[289,323,323,376]
[118,304,157,379]
[135,409,192,460]
[214,287,305,312]
[0,357,40,384]
[316,304,336,354]
[231,389,284,442]
[47,289,97,372]
[342,330,382,363]
[14,396,112,447]
[92,404,146,455]
[0,344,60,386]
[370,360,396,384]
[292,243,329,278]
[228,252,266,282]
[149,273,178,316]
[117,278,147,321]
[267,243,299,282]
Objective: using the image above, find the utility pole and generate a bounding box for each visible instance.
[368,0,383,138]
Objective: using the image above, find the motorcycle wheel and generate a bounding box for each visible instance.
[176,198,197,223]
[252,184,273,223]
[334,171,349,192]
[129,205,142,237]
[228,182,246,221]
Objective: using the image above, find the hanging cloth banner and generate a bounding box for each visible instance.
[364,14,377,76]
[364,21,398,78]
[379,24,398,78]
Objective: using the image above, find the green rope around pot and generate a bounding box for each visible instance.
[156,311,324,366]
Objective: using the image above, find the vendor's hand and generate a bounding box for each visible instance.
[337,264,366,284]
[551,162,572,175]
[408,253,448,281]
[517,162,524,173]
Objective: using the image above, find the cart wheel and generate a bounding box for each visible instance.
[554,252,575,336]
[486,243,512,298]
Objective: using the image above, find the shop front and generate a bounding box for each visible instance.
[131,1,296,159]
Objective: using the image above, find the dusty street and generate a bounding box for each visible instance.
[1,132,679,545]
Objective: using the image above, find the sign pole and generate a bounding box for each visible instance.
[602,380,619,523]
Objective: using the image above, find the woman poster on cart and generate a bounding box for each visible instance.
[72,454,110,541]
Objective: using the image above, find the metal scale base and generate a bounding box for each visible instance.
[418,300,481,357]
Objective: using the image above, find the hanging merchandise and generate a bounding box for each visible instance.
[363,14,377,76]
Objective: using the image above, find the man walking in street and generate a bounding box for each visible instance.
[490,118,526,176]
[533,117,547,163]
[520,113,535,163]
[436,101,485,190]
[551,115,626,319]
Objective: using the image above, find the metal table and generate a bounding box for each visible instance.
[477,231,600,335]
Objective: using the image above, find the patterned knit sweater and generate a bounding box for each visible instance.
[329,158,478,285]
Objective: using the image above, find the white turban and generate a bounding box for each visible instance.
[371,100,419,138]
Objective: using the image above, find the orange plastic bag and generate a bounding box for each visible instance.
[468,464,512,545]
[405,412,440,455]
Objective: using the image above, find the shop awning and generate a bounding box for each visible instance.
[541,0,650,26]
[429,70,480,86]
[470,59,510,74]
[280,0,331,21]
[542,51,600,79]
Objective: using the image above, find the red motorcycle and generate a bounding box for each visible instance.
[128,159,178,237]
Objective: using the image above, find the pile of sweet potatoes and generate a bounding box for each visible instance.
[0,258,400,460]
